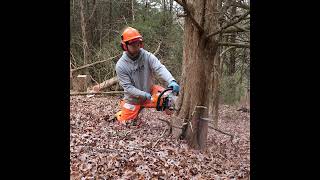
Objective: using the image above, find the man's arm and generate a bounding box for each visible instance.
[148,53,175,84]
[116,65,148,98]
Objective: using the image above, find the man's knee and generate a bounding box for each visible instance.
[116,101,141,123]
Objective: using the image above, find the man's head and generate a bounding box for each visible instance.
[121,27,144,57]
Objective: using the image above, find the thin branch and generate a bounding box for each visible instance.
[218,0,233,21]
[177,14,187,17]
[177,20,184,31]
[218,42,250,48]
[70,50,77,67]
[88,0,97,21]
[231,2,250,10]
[153,41,162,56]
[207,11,250,39]
[208,125,234,139]
[233,24,249,32]
[70,91,124,96]
[152,127,168,148]
[187,13,204,33]
[71,54,121,72]
[158,118,182,130]
[220,26,249,33]
[220,46,236,57]
[122,16,128,25]
[174,0,204,33]
[89,74,99,87]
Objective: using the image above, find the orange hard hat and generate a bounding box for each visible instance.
[121,27,143,43]
[120,27,144,51]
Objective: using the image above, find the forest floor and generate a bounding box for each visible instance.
[70,95,250,179]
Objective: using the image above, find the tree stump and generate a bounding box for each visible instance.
[73,74,90,92]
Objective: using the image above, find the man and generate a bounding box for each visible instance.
[115,27,180,126]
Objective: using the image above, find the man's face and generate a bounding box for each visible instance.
[127,40,142,57]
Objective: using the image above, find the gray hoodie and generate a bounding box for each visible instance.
[116,48,175,104]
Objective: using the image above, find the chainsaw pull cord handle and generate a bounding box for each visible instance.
[156,87,173,111]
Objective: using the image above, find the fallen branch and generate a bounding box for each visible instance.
[91,76,118,91]
[152,127,168,148]
[158,118,183,130]
[70,91,124,96]
[71,54,121,72]
[208,125,234,140]
[199,117,234,139]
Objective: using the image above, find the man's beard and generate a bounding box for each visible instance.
[127,49,141,60]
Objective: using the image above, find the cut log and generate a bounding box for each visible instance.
[91,76,118,91]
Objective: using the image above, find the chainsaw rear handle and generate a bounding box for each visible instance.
[156,87,173,111]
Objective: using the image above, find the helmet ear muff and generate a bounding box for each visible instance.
[121,41,127,51]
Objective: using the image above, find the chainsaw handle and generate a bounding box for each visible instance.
[156,87,173,111]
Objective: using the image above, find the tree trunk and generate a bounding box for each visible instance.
[125,0,133,22]
[108,0,112,43]
[177,0,219,151]
[163,0,167,11]
[79,0,89,75]
[143,0,149,22]
[132,0,135,21]
[227,6,237,103]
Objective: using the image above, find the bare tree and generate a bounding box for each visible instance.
[174,0,219,151]
[174,0,249,150]
[79,0,90,75]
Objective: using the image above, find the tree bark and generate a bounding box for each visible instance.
[186,106,208,150]
[227,6,237,103]
[176,0,219,151]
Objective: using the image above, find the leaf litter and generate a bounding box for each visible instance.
[70,96,250,179]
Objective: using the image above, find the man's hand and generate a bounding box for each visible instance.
[168,80,180,93]
[144,92,152,100]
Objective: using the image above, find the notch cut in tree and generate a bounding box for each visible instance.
[185,106,208,151]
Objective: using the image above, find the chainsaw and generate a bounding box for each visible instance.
[140,86,178,115]
[155,87,178,115]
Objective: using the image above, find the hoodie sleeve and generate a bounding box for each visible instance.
[116,63,147,98]
[148,53,175,84]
